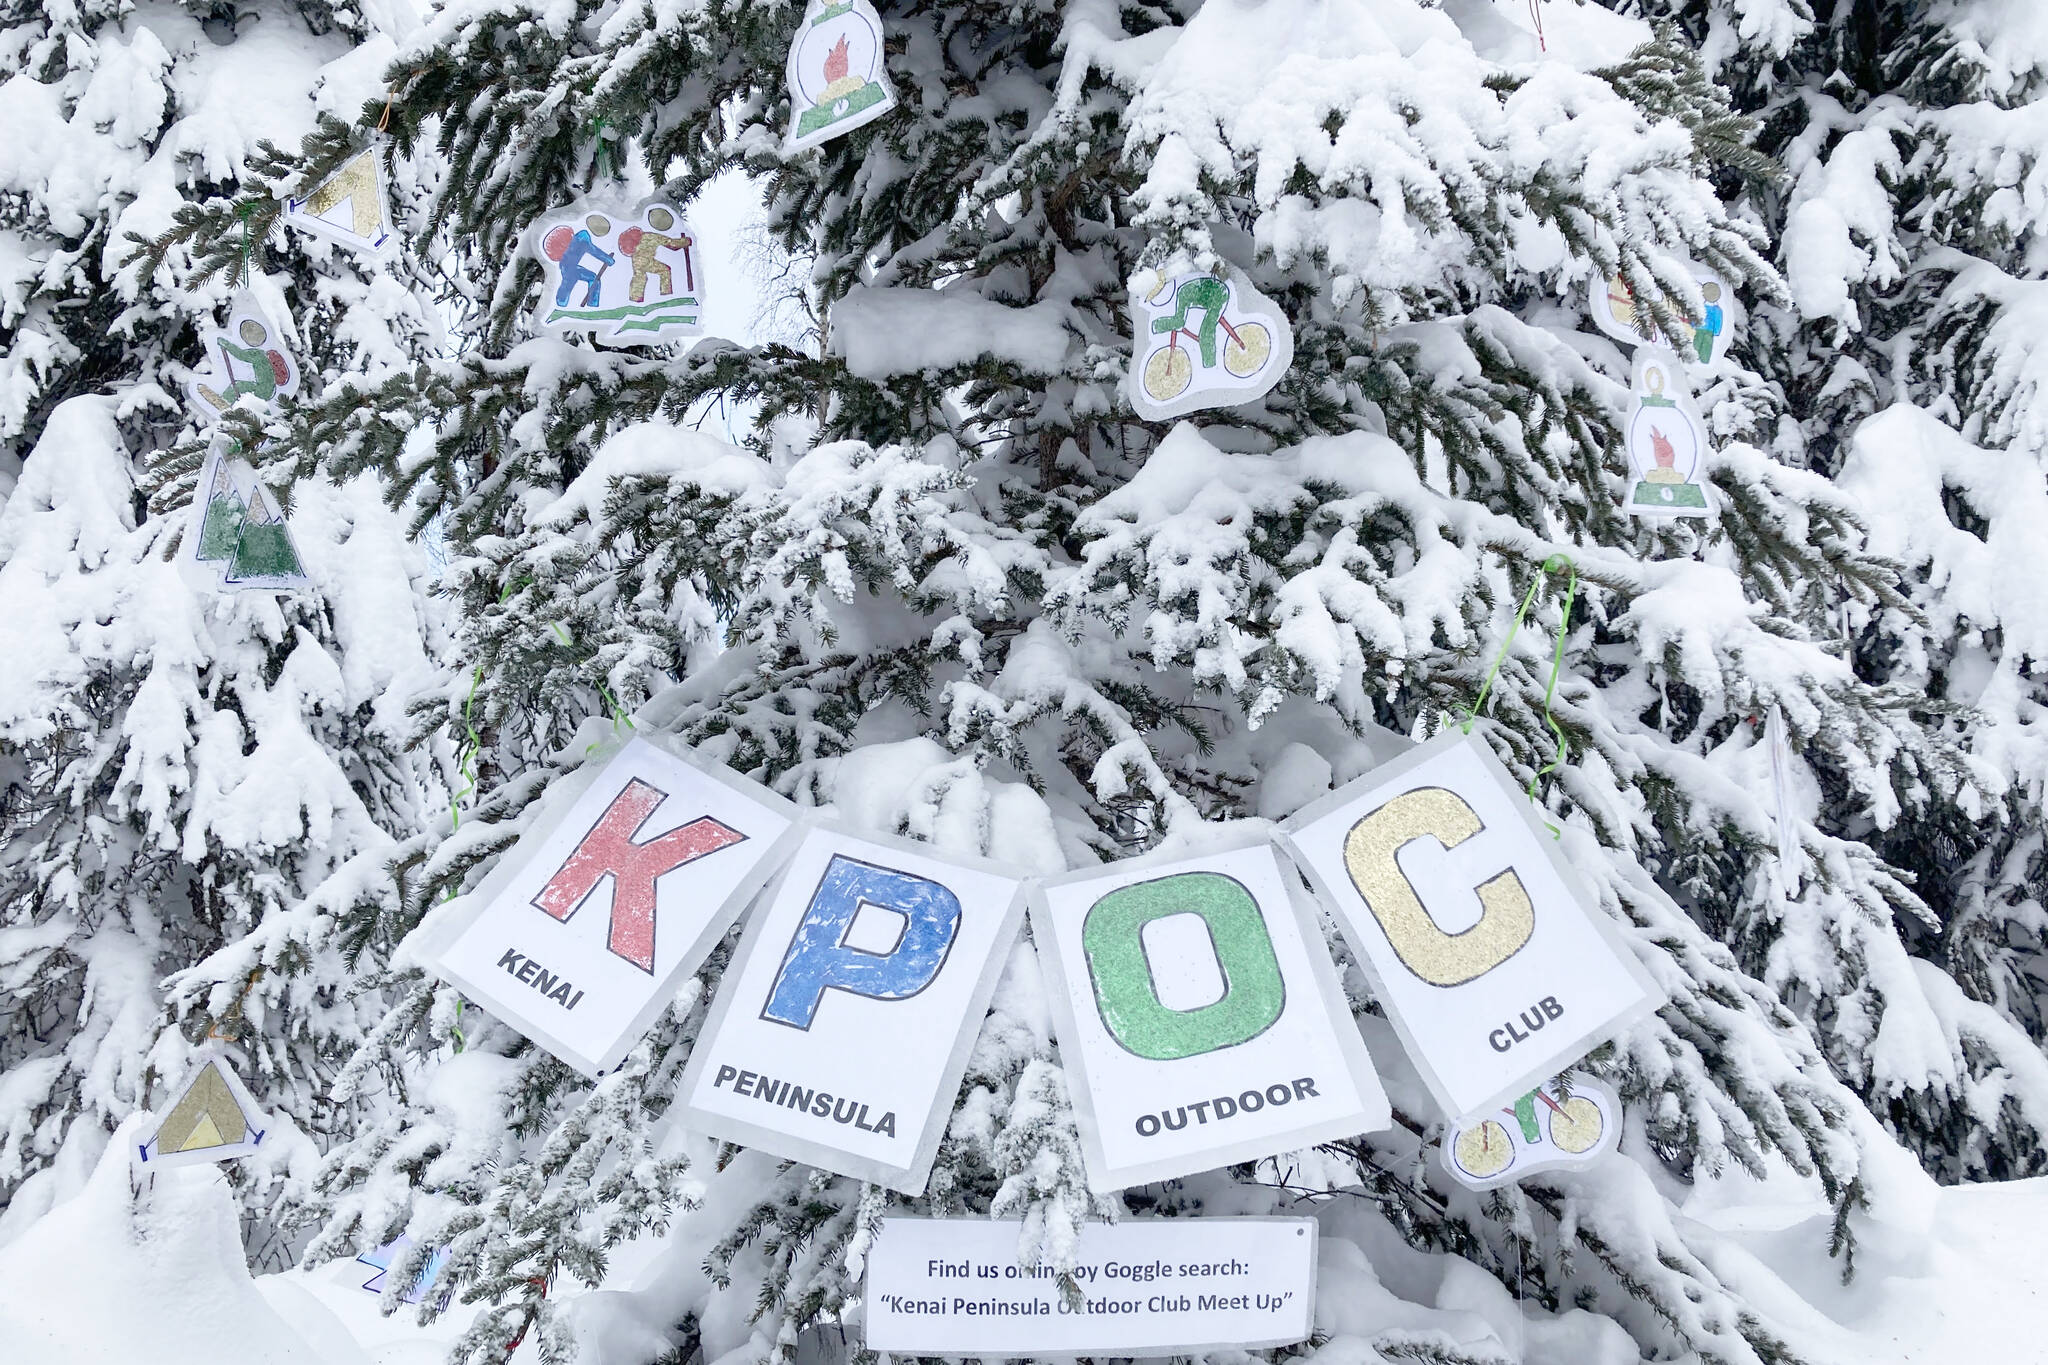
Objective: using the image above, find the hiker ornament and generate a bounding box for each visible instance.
[179,438,312,594]
[186,294,299,424]
[785,0,899,152]
[1590,262,1738,365]
[532,201,705,344]
[1127,266,1294,421]
[1624,354,1712,518]
[137,1048,271,1169]
[1442,1074,1622,1191]
[284,146,397,258]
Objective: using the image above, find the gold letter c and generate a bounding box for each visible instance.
[1342,786,1533,986]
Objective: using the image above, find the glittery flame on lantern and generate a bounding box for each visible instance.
[819,34,866,101]
[1645,426,1683,483]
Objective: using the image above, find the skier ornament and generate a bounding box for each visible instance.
[1624,354,1712,518]
[186,293,299,425]
[785,0,899,152]
[1127,267,1294,421]
[532,202,705,344]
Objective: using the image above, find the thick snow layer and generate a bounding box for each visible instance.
[4,1111,2042,1365]
[829,285,1073,380]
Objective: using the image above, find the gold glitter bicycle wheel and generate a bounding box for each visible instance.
[1452,1119,1515,1179]
[1547,1096,1605,1154]
[1144,346,1193,400]
[1223,322,1271,377]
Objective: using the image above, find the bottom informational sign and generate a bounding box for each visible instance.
[863,1217,1316,1358]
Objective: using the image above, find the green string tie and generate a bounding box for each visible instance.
[237,203,256,285]
[1460,553,1579,837]
[589,114,614,182]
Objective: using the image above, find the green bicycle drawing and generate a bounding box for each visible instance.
[1140,272,1274,403]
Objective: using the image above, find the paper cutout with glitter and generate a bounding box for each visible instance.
[1033,840,1390,1193]
[186,293,300,425]
[179,440,311,594]
[1127,267,1294,422]
[676,824,1027,1194]
[1279,731,1664,1120]
[1590,262,1738,364]
[1624,353,1713,519]
[1442,1074,1621,1190]
[357,1237,453,1308]
[284,146,396,257]
[138,1049,270,1168]
[785,0,900,152]
[421,736,802,1077]
[531,202,706,344]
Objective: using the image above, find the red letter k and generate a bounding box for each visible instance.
[533,778,746,973]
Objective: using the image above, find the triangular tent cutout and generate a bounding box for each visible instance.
[139,1049,270,1168]
[284,146,396,258]
[356,1236,453,1308]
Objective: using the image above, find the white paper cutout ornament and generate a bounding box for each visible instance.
[284,146,397,258]
[1590,262,1738,365]
[138,1048,271,1169]
[179,439,312,594]
[186,294,300,425]
[785,0,899,152]
[531,202,705,344]
[1128,267,1294,421]
[1624,353,1712,518]
[357,1237,452,1308]
[1441,1074,1621,1191]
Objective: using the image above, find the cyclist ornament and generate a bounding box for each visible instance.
[1442,1074,1621,1191]
[1624,353,1713,518]
[530,201,706,345]
[1127,266,1294,422]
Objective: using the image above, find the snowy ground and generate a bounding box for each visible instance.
[3,1116,2039,1365]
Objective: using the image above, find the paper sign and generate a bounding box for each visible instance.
[1127,267,1293,421]
[1590,262,1737,364]
[187,293,299,425]
[784,0,899,152]
[530,201,705,344]
[284,146,396,258]
[179,440,312,594]
[1441,1074,1621,1190]
[675,826,1027,1194]
[138,1049,269,1168]
[1623,353,1712,519]
[423,736,803,1076]
[1280,733,1663,1119]
[1033,840,1389,1192]
[864,1216,1316,1357]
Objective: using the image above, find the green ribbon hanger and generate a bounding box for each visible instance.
[1460,552,1580,837]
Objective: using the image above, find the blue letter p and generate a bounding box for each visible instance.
[761,855,961,1029]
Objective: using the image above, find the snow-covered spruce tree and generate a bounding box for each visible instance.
[1609,0,2048,1181]
[0,0,447,1259]
[202,0,1979,1360]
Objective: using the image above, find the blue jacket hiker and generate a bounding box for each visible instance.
[549,215,617,307]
